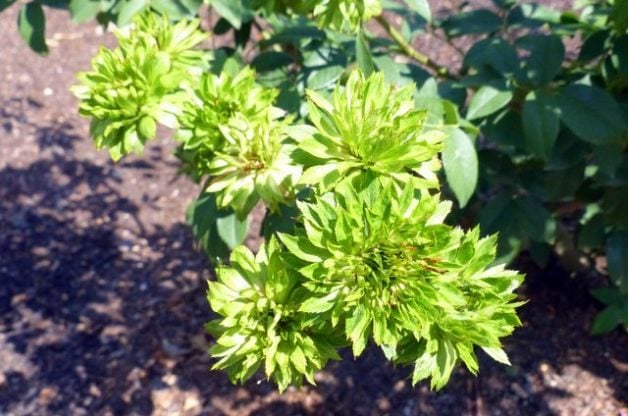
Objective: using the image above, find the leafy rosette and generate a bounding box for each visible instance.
[206,117,302,219]
[207,238,343,392]
[176,68,282,179]
[295,69,443,191]
[252,0,381,32]
[74,44,185,160]
[312,0,382,32]
[280,178,524,389]
[127,13,208,74]
[73,13,207,161]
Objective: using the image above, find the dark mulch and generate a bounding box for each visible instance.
[0,4,626,416]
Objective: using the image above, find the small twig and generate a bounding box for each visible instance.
[374,15,456,80]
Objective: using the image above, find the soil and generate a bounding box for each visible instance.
[0,3,627,416]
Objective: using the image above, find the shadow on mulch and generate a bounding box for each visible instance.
[0,118,626,416]
[0,119,209,414]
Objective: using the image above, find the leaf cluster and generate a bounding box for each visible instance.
[73,14,206,160]
[67,1,534,393]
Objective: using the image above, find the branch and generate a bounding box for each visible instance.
[374,15,455,80]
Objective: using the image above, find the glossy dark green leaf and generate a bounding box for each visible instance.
[442,128,478,207]
[517,34,564,86]
[406,0,431,22]
[542,163,585,202]
[209,0,243,29]
[483,109,525,150]
[262,203,299,238]
[69,0,101,23]
[522,90,560,160]
[591,305,623,335]
[610,0,628,33]
[216,212,249,250]
[558,84,628,144]
[186,192,236,262]
[18,2,48,55]
[478,195,522,264]
[117,0,147,26]
[441,9,502,37]
[602,185,628,229]
[607,231,628,293]
[466,86,512,120]
[261,25,325,48]
[578,213,605,251]
[251,51,293,72]
[149,0,203,20]
[516,196,556,244]
[507,3,561,28]
[355,31,375,77]
[609,34,628,76]
[307,65,344,90]
[1,0,17,12]
[591,287,626,306]
[464,38,519,78]
[579,30,611,62]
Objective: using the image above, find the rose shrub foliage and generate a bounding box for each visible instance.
[71,8,526,391]
[4,0,627,392]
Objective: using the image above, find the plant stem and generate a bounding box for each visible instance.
[374,15,455,80]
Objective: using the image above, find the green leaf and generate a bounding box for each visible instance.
[346,305,371,356]
[591,305,623,335]
[579,30,611,62]
[591,287,626,306]
[517,34,565,86]
[209,0,243,29]
[251,51,293,72]
[432,339,457,390]
[558,84,628,145]
[442,128,478,207]
[578,213,604,251]
[515,196,556,244]
[610,0,628,33]
[466,86,512,120]
[307,65,344,90]
[69,0,100,23]
[299,291,338,313]
[441,9,502,37]
[0,0,16,13]
[412,348,437,385]
[117,0,147,26]
[481,346,511,365]
[522,90,560,160]
[18,2,48,55]
[151,0,203,19]
[507,3,561,28]
[607,231,628,293]
[216,212,249,250]
[464,38,519,78]
[186,192,234,262]
[355,32,375,77]
[406,0,431,22]
[137,116,157,141]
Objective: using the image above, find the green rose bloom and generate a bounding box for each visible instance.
[176,67,281,179]
[207,238,344,392]
[280,179,524,389]
[295,69,443,191]
[253,0,381,32]
[73,12,207,160]
[205,116,303,219]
